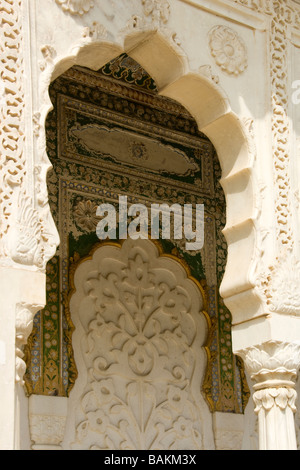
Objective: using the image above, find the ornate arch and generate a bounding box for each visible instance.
[38,29,260,326]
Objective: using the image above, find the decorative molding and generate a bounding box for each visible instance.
[55,0,94,15]
[39,45,57,72]
[10,190,45,268]
[198,65,219,84]
[208,25,248,76]
[234,0,300,316]
[0,0,26,260]
[30,414,67,446]
[214,430,244,450]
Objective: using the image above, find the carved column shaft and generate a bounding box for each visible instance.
[254,387,297,450]
[238,341,300,450]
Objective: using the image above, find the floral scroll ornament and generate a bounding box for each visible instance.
[55,0,94,15]
[208,25,248,76]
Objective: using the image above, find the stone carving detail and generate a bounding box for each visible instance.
[234,0,299,250]
[68,239,213,450]
[39,45,57,72]
[10,190,45,268]
[253,388,297,414]
[124,0,181,47]
[82,22,107,41]
[142,0,171,25]
[208,25,248,76]
[235,0,300,312]
[0,3,58,270]
[30,415,67,446]
[74,199,99,232]
[0,0,26,260]
[55,0,94,15]
[257,250,300,315]
[239,341,300,387]
[15,303,42,385]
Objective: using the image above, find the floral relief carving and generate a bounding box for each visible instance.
[69,239,213,450]
[142,0,171,25]
[55,0,94,15]
[74,199,99,232]
[10,190,45,268]
[208,25,248,76]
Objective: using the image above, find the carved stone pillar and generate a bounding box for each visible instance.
[238,341,300,450]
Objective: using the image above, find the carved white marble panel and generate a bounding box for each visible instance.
[63,239,214,450]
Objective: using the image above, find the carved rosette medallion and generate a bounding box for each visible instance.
[208,25,248,76]
[55,0,94,15]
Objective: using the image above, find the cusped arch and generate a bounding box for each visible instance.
[42,29,261,328]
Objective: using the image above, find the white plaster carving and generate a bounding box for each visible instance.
[15,303,43,385]
[55,0,94,15]
[257,250,300,315]
[30,415,67,447]
[65,239,214,450]
[142,0,170,25]
[198,65,219,84]
[82,22,108,41]
[124,0,181,47]
[208,25,248,76]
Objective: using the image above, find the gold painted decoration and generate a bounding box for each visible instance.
[24,54,249,413]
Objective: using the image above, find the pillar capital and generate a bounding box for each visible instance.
[238,341,300,391]
[237,340,300,450]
